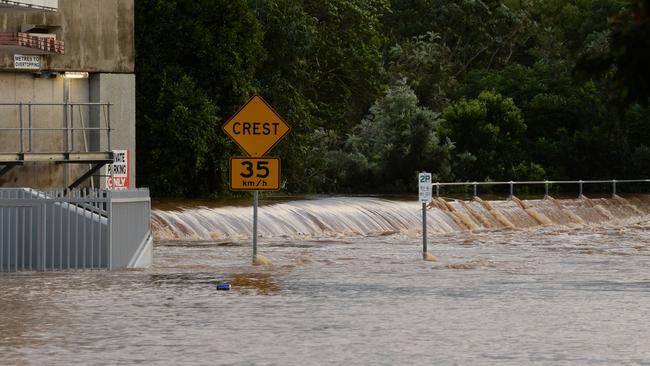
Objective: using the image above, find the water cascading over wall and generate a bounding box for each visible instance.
[151,195,650,241]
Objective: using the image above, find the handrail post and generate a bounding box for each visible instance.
[473,182,477,197]
[19,102,23,153]
[509,181,514,198]
[435,183,440,197]
[544,180,549,198]
[578,180,583,197]
[64,101,69,152]
[107,104,112,152]
[28,102,32,152]
[612,179,617,196]
[70,104,74,152]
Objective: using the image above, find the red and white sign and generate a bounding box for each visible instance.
[106,150,130,190]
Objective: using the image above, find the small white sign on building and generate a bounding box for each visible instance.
[14,55,41,70]
[418,172,432,203]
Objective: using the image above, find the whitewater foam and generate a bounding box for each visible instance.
[151,195,650,241]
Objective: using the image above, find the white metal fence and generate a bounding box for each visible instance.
[0,187,150,272]
[433,179,650,198]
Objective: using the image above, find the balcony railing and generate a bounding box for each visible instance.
[0,32,64,54]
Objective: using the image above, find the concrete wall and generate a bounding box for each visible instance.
[0,0,135,189]
[0,72,90,187]
[0,72,135,188]
[0,0,134,72]
[90,73,135,188]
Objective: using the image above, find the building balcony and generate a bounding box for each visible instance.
[0,32,64,54]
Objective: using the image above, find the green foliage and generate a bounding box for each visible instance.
[344,82,453,192]
[136,0,264,196]
[138,75,221,196]
[254,0,390,192]
[607,0,650,104]
[387,32,457,111]
[384,0,533,72]
[510,161,546,181]
[443,91,528,180]
[133,0,650,197]
[257,0,388,132]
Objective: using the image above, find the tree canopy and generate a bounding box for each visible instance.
[136,0,650,196]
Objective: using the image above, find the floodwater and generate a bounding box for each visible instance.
[2,196,650,365]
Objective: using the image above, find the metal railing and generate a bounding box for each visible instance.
[0,32,65,54]
[433,179,650,198]
[0,102,112,154]
[0,187,151,272]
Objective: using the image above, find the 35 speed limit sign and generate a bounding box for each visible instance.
[229,157,281,191]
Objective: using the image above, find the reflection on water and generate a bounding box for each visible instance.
[2,197,650,364]
[229,273,281,295]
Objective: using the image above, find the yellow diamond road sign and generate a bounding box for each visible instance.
[223,95,291,157]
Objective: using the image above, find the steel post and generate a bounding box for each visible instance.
[28,103,32,152]
[107,104,112,151]
[19,103,23,153]
[422,202,427,259]
[579,180,583,197]
[253,190,258,261]
[545,181,549,198]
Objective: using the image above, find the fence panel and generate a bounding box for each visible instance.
[0,188,112,272]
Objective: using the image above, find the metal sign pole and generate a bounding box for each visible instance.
[422,201,427,258]
[418,172,433,261]
[252,190,258,261]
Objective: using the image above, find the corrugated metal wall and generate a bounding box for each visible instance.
[0,187,150,271]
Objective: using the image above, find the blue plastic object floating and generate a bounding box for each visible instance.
[216,282,231,291]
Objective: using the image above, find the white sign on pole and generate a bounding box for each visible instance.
[14,55,41,70]
[105,150,130,190]
[418,172,432,203]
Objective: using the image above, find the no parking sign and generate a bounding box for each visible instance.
[106,150,130,190]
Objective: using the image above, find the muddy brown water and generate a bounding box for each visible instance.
[2,196,650,365]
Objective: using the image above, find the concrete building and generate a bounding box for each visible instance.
[0,0,135,189]
[0,1,151,271]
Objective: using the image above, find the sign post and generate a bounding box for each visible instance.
[223,95,290,265]
[419,172,432,260]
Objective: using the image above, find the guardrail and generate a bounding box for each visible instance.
[0,102,112,154]
[433,179,650,198]
[0,32,65,54]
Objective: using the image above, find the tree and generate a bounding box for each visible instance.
[443,90,530,180]
[135,0,265,196]
[386,32,457,111]
[344,81,453,192]
[607,0,650,104]
[138,75,221,196]
[384,0,533,73]
[254,0,390,192]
